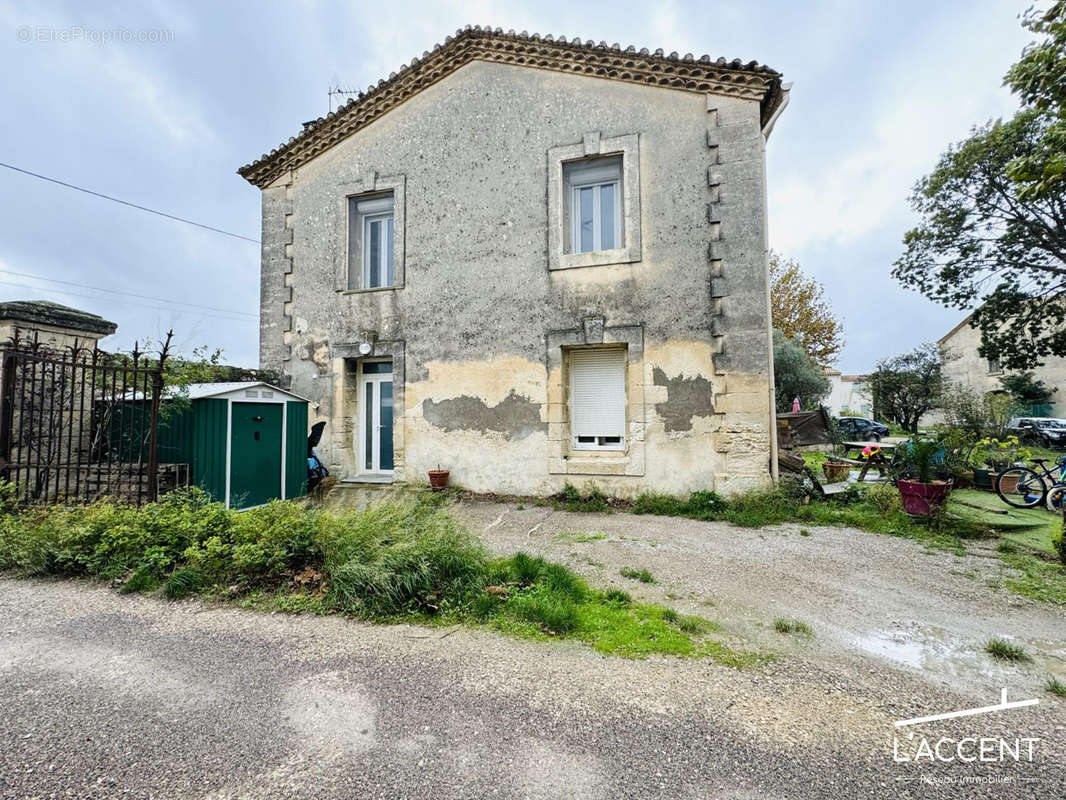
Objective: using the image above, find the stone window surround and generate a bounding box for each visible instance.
[332,338,406,482]
[546,318,645,477]
[333,172,406,293]
[547,132,642,271]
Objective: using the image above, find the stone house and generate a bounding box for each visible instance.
[821,368,872,417]
[239,27,789,497]
[939,315,1066,417]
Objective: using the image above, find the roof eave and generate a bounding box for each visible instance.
[238,26,782,189]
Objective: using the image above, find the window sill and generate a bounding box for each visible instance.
[566,449,629,459]
[339,285,401,295]
[551,248,640,271]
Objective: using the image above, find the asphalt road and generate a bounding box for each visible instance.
[1,577,1062,799]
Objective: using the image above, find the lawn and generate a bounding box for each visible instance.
[948,488,1060,556]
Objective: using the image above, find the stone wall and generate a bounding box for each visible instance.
[941,321,1066,417]
[259,61,776,496]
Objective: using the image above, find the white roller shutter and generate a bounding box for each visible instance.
[569,348,626,442]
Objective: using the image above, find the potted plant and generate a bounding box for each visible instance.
[975,436,1031,478]
[896,436,953,516]
[822,459,851,483]
[428,464,450,491]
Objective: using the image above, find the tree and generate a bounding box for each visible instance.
[940,383,1016,439]
[1000,371,1057,405]
[868,344,944,433]
[772,328,830,413]
[769,252,844,366]
[893,4,1066,370]
[1004,2,1066,201]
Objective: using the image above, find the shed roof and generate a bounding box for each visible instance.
[181,382,310,402]
[238,26,785,188]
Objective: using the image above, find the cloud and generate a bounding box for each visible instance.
[768,4,1028,254]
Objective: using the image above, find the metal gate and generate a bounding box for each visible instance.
[0,332,176,505]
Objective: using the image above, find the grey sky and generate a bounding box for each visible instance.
[0,0,1033,370]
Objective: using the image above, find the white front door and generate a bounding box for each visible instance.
[357,360,394,475]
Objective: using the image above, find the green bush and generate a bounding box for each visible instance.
[1054,529,1066,566]
[863,483,903,515]
[631,489,725,520]
[163,567,208,599]
[553,482,609,512]
[631,492,686,516]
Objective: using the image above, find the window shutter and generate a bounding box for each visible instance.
[569,349,626,438]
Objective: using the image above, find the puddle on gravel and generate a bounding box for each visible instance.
[853,625,1066,682]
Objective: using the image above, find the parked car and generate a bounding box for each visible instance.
[836,416,890,442]
[1006,417,1066,448]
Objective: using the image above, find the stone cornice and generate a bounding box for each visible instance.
[238,26,783,188]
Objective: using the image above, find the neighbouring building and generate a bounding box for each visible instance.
[239,26,789,496]
[0,300,116,351]
[821,368,872,417]
[939,315,1066,417]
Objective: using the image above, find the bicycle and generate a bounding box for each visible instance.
[995,455,1066,510]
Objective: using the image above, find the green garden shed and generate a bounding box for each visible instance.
[149,382,310,509]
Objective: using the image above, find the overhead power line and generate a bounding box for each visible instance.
[0,161,261,244]
[0,268,257,318]
[0,279,257,325]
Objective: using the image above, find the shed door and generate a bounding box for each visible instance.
[229,402,283,509]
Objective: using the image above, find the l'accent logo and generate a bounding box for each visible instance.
[896,688,1039,727]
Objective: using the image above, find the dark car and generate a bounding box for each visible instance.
[1006,417,1066,449]
[836,416,890,442]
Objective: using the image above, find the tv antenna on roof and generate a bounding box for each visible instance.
[329,85,360,113]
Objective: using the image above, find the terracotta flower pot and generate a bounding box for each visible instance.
[998,473,1020,495]
[822,461,851,483]
[428,469,450,491]
[898,479,953,516]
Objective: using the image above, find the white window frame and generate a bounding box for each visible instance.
[348,192,395,290]
[362,211,394,289]
[568,348,627,452]
[566,159,622,255]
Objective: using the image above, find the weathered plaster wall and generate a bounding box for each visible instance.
[260,60,774,496]
[941,322,1066,417]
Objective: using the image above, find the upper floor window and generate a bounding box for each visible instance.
[987,357,1002,375]
[564,156,622,254]
[348,192,394,289]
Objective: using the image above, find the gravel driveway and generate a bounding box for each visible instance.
[453,501,1066,698]
[1,503,1064,799]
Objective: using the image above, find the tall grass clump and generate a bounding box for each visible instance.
[984,637,1030,662]
[318,500,488,617]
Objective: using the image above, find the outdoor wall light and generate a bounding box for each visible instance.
[358,329,378,356]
